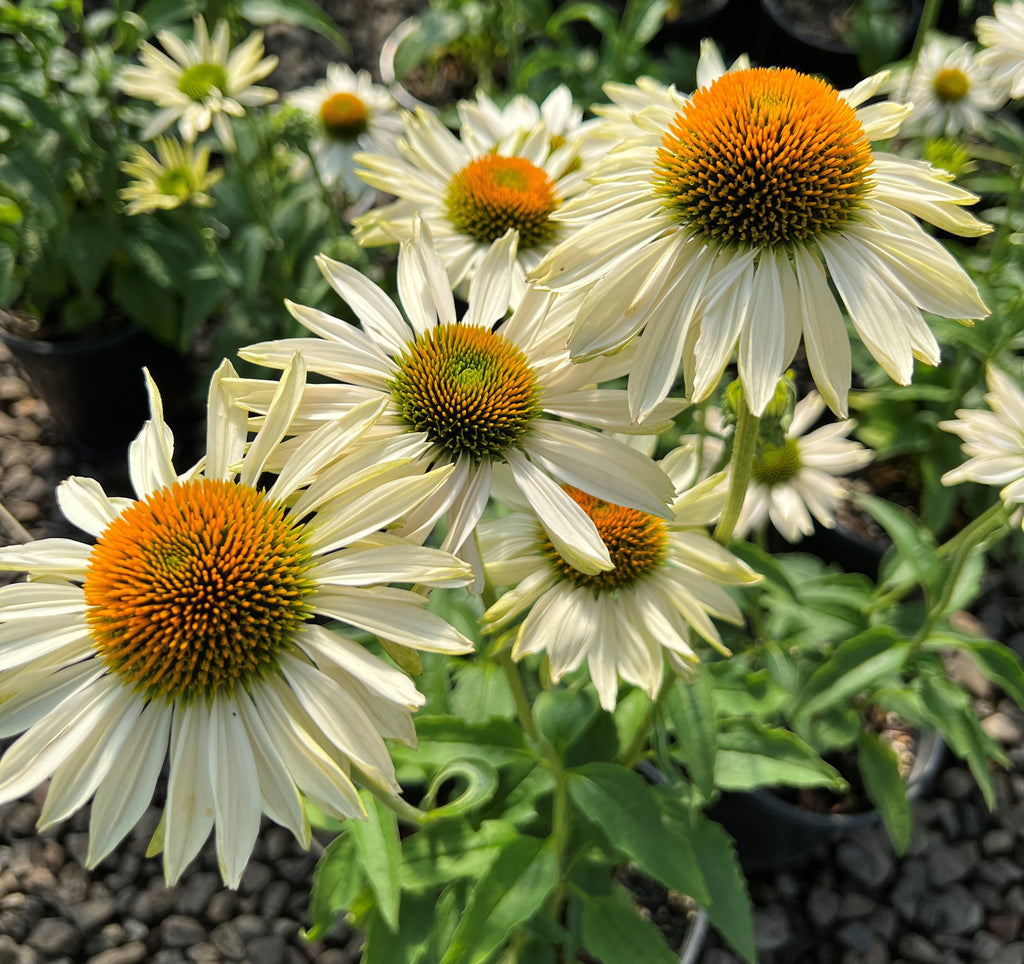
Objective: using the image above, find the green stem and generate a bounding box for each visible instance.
[618,672,675,769]
[990,154,1024,270]
[498,648,540,744]
[363,780,428,827]
[714,393,760,544]
[300,142,343,237]
[909,0,942,62]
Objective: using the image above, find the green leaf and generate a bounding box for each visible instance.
[567,763,708,903]
[714,720,846,792]
[665,673,717,800]
[856,730,912,855]
[925,632,1024,709]
[441,836,559,964]
[391,715,531,771]
[307,832,363,941]
[794,628,909,723]
[351,792,402,932]
[916,674,1002,809]
[420,758,499,822]
[240,0,348,51]
[687,811,756,963]
[450,661,516,723]
[533,687,599,756]
[853,491,938,590]
[363,887,461,964]
[65,210,117,294]
[547,1,619,39]
[401,818,518,891]
[577,887,679,964]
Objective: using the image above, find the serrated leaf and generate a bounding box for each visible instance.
[853,491,938,590]
[441,835,558,964]
[577,887,679,964]
[567,763,708,903]
[688,811,756,963]
[665,673,716,800]
[856,730,912,855]
[794,628,908,722]
[307,832,363,941]
[450,661,515,723]
[420,758,499,822]
[925,632,1024,709]
[714,720,846,792]
[351,791,402,932]
[401,818,518,891]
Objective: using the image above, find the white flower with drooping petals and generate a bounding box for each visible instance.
[530,49,990,423]
[352,104,593,301]
[117,16,278,149]
[479,446,759,710]
[0,356,473,888]
[941,362,1024,520]
[733,391,874,542]
[899,36,1004,137]
[976,1,1024,100]
[235,223,680,581]
[287,63,403,199]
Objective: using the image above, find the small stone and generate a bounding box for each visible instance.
[983,711,1024,744]
[271,917,301,941]
[836,893,875,919]
[870,908,898,942]
[979,857,1024,887]
[277,856,314,884]
[926,840,978,886]
[983,829,1015,856]
[86,923,128,955]
[1007,886,1024,914]
[752,904,790,952]
[315,952,351,964]
[247,934,288,964]
[238,861,273,895]
[993,944,1024,964]
[184,943,220,963]
[261,879,291,920]
[210,921,246,960]
[173,872,220,917]
[70,898,117,935]
[835,831,896,889]
[939,767,976,801]
[20,865,57,895]
[205,890,239,924]
[130,882,177,924]
[0,934,18,964]
[151,953,188,964]
[86,944,149,964]
[989,914,1022,943]
[972,931,1006,961]
[160,914,206,948]
[26,918,81,957]
[897,933,945,964]
[261,828,294,863]
[235,913,269,942]
[807,885,841,929]
[838,920,876,954]
[929,885,984,936]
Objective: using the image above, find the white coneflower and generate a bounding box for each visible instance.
[0,356,473,887]
[118,136,223,215]
[531,55,990,422]
[976,1,1024,100]
[117,16,277,149]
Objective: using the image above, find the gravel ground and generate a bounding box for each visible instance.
[6,3,1024,962]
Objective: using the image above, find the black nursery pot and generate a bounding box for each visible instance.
[707,728,945,873]
[757,0,921,89]
[0,323,192,459]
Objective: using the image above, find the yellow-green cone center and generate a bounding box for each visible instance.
[652,67,873,248]
[84,478,314,702]
[544,486,669,590]
[178,62,229,102]
[320,91,369,139]
[751,437,802,485]
[934,67,969,102]
[445,154,561,249]
[156,166,197,200]
[388,323,542,463]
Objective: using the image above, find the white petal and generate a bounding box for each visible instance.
[163,703,215,885]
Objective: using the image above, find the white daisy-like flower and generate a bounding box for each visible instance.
[479,447,759,710]
[976,1,1024,100]
[352,104,593,300]
[732,391,873,542]
[0,355,474,887]
[117,16,278,149]
[458,85,604,166]
[286,63,403,199]
[940,362,1024,517]
[530,52,991,422]
[118,136,223,215]
[899,36,1004,137]
[235,224,680,580]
